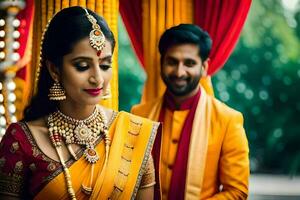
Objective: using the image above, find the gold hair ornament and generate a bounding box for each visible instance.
[83,8,106,55]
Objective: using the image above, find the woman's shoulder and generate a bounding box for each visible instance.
[3,122,30,142]
[101,106,115,119]
[0,122,36,167]
[23,118,48,142]
[100,106,118,128]
[3,119,46,146]
[1,118,48,155]
[25,117,47,129]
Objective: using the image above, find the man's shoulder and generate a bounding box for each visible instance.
[208,95,243,118]
[131,97,162,117]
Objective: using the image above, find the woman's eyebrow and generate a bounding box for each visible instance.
[71,56,93,61]
[100,55,112,62]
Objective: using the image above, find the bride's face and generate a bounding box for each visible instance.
[59,37,112,106]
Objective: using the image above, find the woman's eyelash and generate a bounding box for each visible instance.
[74,63,89,71]
[73,62,111,72]
[100,65,112,70]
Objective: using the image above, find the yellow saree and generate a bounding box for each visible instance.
[35,111,159,200]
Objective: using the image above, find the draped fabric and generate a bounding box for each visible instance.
[119,1,144,66]
[13,0,35,120]
[34,112,158,200]
[0,112,158,199]
[119,0,252,102]
[120,0,194,102]
[24,0,119,113]
[160,89,201,200]
[194,0,252,75]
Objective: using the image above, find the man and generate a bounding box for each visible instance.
[131,24,249,199]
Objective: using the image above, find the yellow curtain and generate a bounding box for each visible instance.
[31,0,119,110]
[141,0,213,103]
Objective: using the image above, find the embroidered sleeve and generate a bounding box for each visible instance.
[139,155,155,189]
[0,123,31,197]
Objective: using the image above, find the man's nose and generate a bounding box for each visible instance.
[175,63,186,77]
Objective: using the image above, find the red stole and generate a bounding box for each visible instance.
[153,89,201,200]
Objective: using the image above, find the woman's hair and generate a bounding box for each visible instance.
[158,24,212,63]
[23,6,115,121]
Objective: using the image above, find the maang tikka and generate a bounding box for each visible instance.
[84,8,106,56]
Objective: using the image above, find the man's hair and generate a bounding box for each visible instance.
[158,24,212,62]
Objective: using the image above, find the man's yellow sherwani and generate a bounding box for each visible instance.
[132,88,249,200]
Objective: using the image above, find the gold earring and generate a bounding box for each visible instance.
[48,81,66,100]
[101,84,111,100]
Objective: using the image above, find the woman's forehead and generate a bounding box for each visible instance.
[67,37,112,58]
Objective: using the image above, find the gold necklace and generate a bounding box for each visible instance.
[48,105,111,198]
[48,106,107,163]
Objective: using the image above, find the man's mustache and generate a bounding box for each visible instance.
[168,76,189,81]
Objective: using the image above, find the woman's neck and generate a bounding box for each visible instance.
[57,101,96,120]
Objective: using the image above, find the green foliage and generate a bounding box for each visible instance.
[212,0,300,174]
[118,16,146,112]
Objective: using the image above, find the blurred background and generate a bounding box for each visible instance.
[214,0,300,176]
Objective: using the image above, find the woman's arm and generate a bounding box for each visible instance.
[136,155,155,200]
[136,186,154,200]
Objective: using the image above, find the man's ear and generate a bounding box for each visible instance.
[46,60,60,82]
[201,58,210,77]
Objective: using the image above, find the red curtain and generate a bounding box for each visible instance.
[120,0,251,75]
[119,0,144,66]
[16,0,35,80]
[194,0,252,75]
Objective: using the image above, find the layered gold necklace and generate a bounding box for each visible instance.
[48,106,107,163]
[48,106,110,199]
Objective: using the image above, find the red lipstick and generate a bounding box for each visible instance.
[84,88,102,96]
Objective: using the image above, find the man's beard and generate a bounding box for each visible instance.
[162,74,201,97]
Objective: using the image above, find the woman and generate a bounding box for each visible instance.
[0,6,159,200]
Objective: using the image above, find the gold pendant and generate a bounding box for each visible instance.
[81,184,93,195]
[74,123,93,143]
[83,147,99,164]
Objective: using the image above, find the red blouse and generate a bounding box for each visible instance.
[0,122,69,198]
